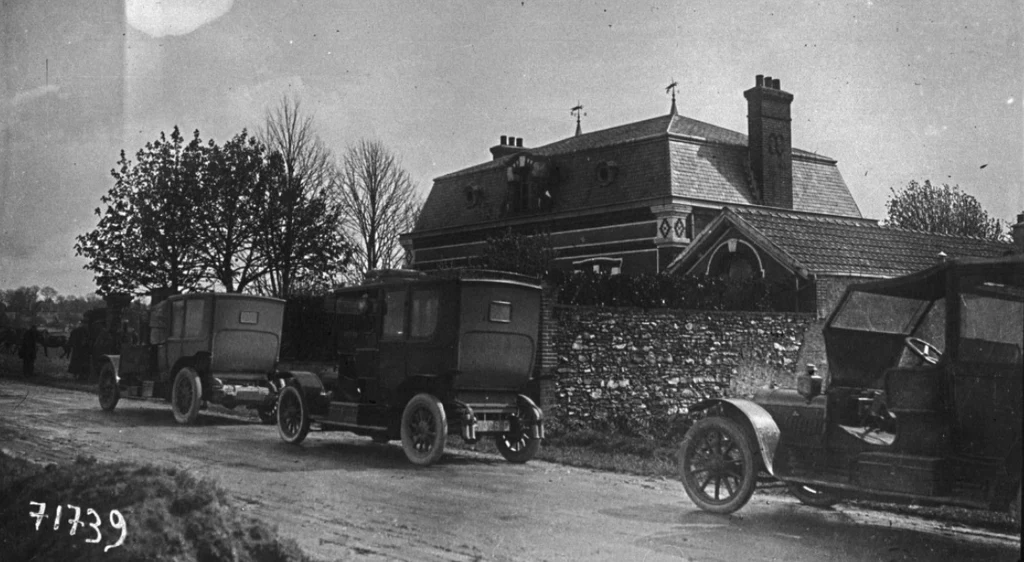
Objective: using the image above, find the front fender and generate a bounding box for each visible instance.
[279,370,327,414]
[100,355,120,382]
[693,398,781,476]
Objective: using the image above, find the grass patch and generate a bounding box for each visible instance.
[0,450,315,562]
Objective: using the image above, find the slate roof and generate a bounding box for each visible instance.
[667,207,1015,278]
[415,112,861,233]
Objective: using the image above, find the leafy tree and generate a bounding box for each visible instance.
[256,97,353,296]
[885,180,1005,241]
[478,229,556,278]
[1,286,42,318]
[336,139,422,280]
[197,130,278,293]
[76,127,207,296]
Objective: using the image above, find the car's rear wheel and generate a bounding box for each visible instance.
[277,386,310,445]
[400,393,447,466]
[679,416,758,514]
[787,483,841,508]
[171,367,202,424]
[495,407,541,464]
[97,363,120,412]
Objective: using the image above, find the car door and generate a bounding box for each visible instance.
[375,287,407,403]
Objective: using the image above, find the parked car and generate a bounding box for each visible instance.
[275,269,545,466]
[678,255,1022,525]
[97,293,286,424]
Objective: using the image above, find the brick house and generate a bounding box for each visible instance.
[663,206,1015,317]
[402,75,862,273]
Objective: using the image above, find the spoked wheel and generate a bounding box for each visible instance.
[277,386,310,445]
[400,393,447,466]
[787,483,841,508]
[171,367,203,424]
[495,407,541,464]
[97,363,120,412]
[257,378,284,424]
[678,416,758,514]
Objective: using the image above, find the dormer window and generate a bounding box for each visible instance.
[596,160,619,186]
[504,154,558,215]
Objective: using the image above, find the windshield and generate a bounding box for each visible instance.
[830,291,931,334]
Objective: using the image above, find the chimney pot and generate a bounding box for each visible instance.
[744,74,794,210]
[516,137,523,147]
[756,74,764,87]
[500,135,507,145]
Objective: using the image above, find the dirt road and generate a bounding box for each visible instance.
[0,379,1018,561]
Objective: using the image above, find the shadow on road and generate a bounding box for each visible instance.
[601,500,1020,562]
[159,431,508,475]
[69,404,257,428]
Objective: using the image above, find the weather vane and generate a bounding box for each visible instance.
[571,102,586,136]
[666,79,678,115]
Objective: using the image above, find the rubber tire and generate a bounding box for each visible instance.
[277,386,310,445]
[787,483,841,508]
[171,367,203,424]
[495,407,541,464]
[97,362,120,412]
[678,416,758,514]
[400,393,447,466]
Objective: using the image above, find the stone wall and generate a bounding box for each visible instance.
[547,305,814,436]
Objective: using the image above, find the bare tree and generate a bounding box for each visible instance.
[336,139,422,280]
[255,97,353,297]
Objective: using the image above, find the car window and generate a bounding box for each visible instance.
[171,300,185,339]
[185,299,205,338]
[831,292,929,334]
[960,292,1024,365]
[410,290,440,338]
[382,290,405,339]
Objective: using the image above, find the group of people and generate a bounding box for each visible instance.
[16,320,97,379]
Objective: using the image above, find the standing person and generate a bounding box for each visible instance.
[19,325,41,378]
[67,319,91,381]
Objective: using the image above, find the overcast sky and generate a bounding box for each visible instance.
[2,0,1021,296]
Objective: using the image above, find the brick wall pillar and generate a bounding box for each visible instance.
[535,281,558,414]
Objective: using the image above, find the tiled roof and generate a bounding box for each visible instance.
[670,206,1014,278]
[436,114,825,181]
[415,111,861,234]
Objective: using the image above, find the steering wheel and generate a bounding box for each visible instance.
[905,337,942,365]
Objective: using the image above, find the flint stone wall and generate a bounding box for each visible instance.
[548,305,814,434]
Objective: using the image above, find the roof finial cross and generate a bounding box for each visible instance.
[666,80,678,116]
[571,102,585,136]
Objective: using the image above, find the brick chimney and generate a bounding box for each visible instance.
[745,75,794,209]
[490,135,524,160]
[1013,212,1024,253]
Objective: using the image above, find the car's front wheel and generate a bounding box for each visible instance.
[400,393,447,466]
[678,416,758,514]
[495,407,541,463]
[277,386,310,445]
[97,363,120,412]
[171,367,203,424]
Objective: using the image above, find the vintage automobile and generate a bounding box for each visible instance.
[97,293,287,424]
[274,269,545,466]
[678,255,1022,524]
